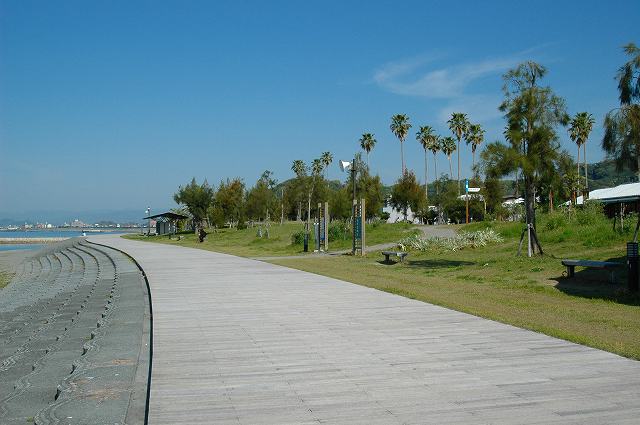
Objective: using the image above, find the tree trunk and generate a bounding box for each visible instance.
[307,192,311,228]
[433,153,439,195]
[448,157,453,181]
[583,143,588,194]
[472,148,476,181]
[367,152,370,169]
[524,174,536,228]
[424,149,428,204]
[576,144,580,179]
[457,137,461,195]
[400,141,405,175]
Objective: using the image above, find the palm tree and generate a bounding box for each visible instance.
[426,136,442,194]
[447,112,470,194]
[390,114,412,175]
[320,151,333,180]
[603,43,640,181]
[568,112,595,193]
[467,123,485,179]
[416,126,437,202]
[563,171,582,207]
[291,160,307,221]
[441,136,457,179]
[359,133,377,168]
[291,159,307,177]
[311,158,324,177]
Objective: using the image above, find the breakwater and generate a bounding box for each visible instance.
[0,237,69,244]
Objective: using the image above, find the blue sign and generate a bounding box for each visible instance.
[354,219,362,239]
[465,179,469,193]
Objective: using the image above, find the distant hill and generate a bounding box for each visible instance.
[587,159,636,189]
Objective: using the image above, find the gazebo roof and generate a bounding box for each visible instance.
[142,212,189,222]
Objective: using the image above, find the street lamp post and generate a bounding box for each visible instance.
[339,158,358,254]
[146,207,151,236]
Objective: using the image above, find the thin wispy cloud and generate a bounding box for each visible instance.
[374,56,519,99]
[436,94,504,123]
[372,49,540,123]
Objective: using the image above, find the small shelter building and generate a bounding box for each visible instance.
[143,212,189,235]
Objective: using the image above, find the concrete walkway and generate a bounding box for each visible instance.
[90,234,640,425]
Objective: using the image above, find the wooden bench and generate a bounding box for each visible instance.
[382,251,409,263]
[561,259,623,284]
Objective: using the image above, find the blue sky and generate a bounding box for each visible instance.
[1,0,639,216]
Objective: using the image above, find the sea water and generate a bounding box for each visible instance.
[0,230,87,238]
[0,244,45,251]
[0,230,128,251]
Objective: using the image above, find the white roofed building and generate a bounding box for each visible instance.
[575,182,640,205]
[571,182,640,217]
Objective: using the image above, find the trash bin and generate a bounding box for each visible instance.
[627,242,638,292]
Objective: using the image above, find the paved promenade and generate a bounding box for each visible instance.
[91,234,640,425]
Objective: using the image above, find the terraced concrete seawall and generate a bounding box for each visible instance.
[91,234,640,425]
[0,238,150,424]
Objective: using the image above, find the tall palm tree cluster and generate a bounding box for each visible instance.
[568,112,595,194]
[172,43,638,231]
[357,112,485,204]
[291,153,333,179]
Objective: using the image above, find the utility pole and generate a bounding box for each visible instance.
[465,179,469,224]
[280,188,284,225]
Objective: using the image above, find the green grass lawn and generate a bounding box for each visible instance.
[123,221,418,257]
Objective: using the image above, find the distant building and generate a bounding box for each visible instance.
[70,219,89,228]
[383,205,421,224]
[572,182,640,217]
[502,195,524,206]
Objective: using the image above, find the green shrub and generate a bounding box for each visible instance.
[290,230,305,245]
[328,221,351,242]
[397,229,503,252]
[575,201,605,225]
[544,212,567,230]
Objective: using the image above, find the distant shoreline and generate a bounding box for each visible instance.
[0,237,69,244]
[0,229,139,245]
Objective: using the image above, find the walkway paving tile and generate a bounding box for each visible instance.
[90,234,640,425]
